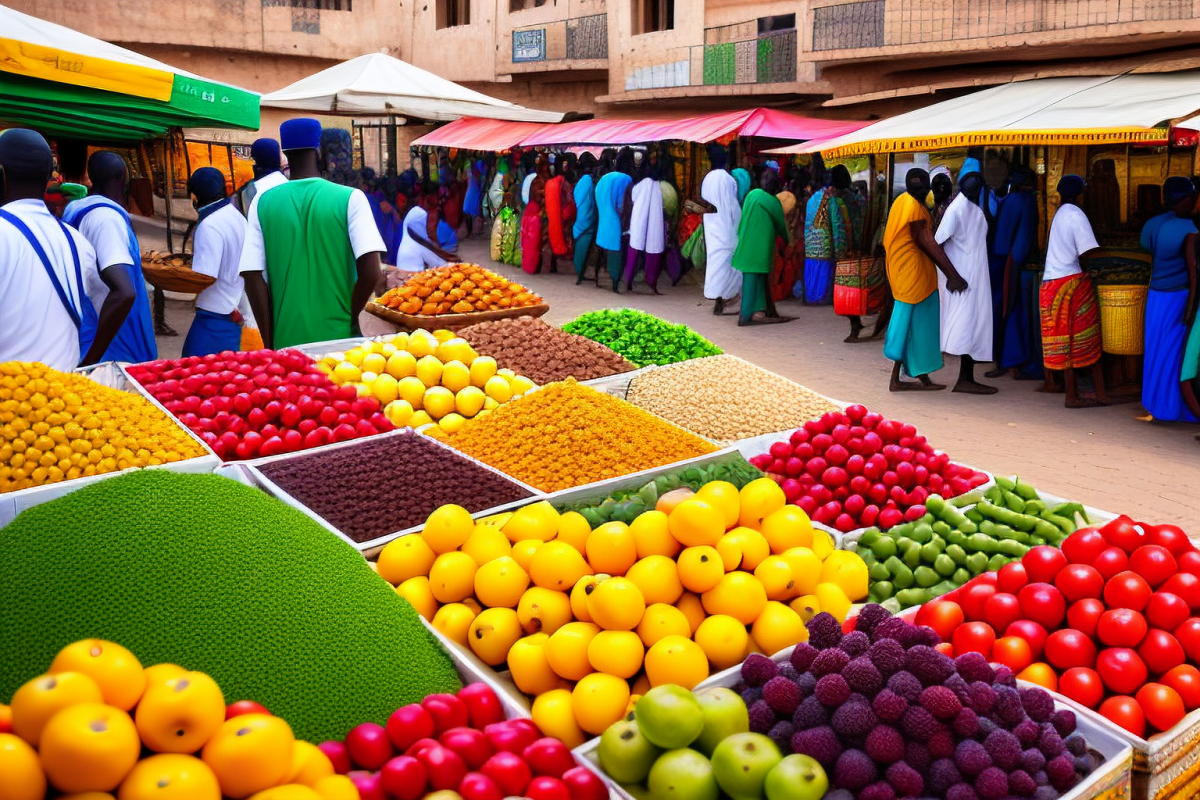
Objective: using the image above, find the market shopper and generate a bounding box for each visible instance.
[929,170,954,232]
[1039,175,1111,408]
[62,150,157,364]
[731,172,793,327]
[624,163,667,293]
[236,138,288,216]
[988,167,1042,380]
[882,167,968,391]
[933,173,996,394]
[803,165,852,306]
[520,158,548,275]
[181,167,247,357]
[0,128,127,370]
[1137,176,1198,423]
[396,201,459,274]
[238,118,385,349]
[544,163,574,274]
[571,153,600,284]
[701,145,742,315]
[593,149,634,293]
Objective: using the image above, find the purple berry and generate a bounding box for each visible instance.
[1014,719,1040,746]
[902,706,940,741]
[994,665,1017,687]
[854,603,893,636]
[808,611,845,650]
[763,676,802,716]
[921,685,963,720]
[1050,709,1076,737]
[832,702,878,738]
[929,759,963,795]
[885,761,924,798]
[953,707,980,737]
[872,689,908,723]
[929,729,956,759]
[955,739,992,777]
[859,782,896,800]
[792,725,843,768]
[954,651,995,683]
[794,671,816,698]
[873,616,919,647]
[845,657,884,695]
[1065,733,1087,757]
[1020,687,1055,722]
[1009,768,1037,797]
[947,783,980,800]
[833,748,877,791]
[868,638,907,677]
[740,687,761,707]
[1046,754,1078,791]
[790,641,818,672]
[793,694,829,729]
[741,653,778,687]
[975,766,1009,799]
[968,681,997,715]
[840,630,871,657]
[1021,748,1046,774]
[768,720,794,753]
[1033,786,1058,800]
[906,645,955,686]
[864,724,905,764]
[777,662,800,682]
[945,672,972,703]
[1039,725,1065,759]
[905,741,932,773]
[815,673,851,707]
[985,729,1022,771]
[811,647,851,677]
[888,670,924,703]
[993,686,1026,726]
[749,699,777,734]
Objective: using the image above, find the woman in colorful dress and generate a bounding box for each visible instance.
[803,165,852,305]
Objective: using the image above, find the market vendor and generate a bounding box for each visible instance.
[1039,175,1111,408]
[396,200,459,274]
[572,153,599,284]
[702,144,742,316]
[236,138,288,217]
[181,167,247,357]
[988,167,1041,381]
[62,151,157,364]
[238,118,385,349]
[730,171,792,327]
[882,167,968,391]
[594,149,634,293]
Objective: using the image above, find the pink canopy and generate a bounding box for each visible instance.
[410,117,546,151]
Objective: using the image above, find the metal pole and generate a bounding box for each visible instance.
[165,130,175,253]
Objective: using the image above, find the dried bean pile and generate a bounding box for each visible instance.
[457,316,635,384]
[626,354,841,442]
[258,432,531,542]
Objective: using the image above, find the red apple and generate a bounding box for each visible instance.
[380,755,428,800]
[345,722,393,770]
[422,693,469,734]
[416,744,468,792]
[481,750,533,796]
[387,703,436,751]
[522,737,575,778]
[458,683,505,728]
[318,740,352,774]
[440,727,494,769]
[562,766,609,800]
[459,772,504,800]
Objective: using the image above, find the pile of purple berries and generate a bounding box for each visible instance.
[732,605,1105,800]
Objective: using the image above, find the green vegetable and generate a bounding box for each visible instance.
[871,581,895,601]
[562,309,723,367]
[892,563,915,589]
[896,587,932,607]
[869,562,891,581]
[0,471,461,742]
[919,541,942,562]
[934,554,956,577]
[945,544,967,565]
[881,597,902,614]
[998,539,1030,557]
[903,544,922,569]
[909,523,934,544]
[988,553,1011,571]
[872,537,897,560]
[966,552,989,574]
[858,529,881,548]
[952,567,971,585]
[915,566,940,588]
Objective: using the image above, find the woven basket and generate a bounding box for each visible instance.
[1096,284,1148,355]
[140,254,215,294]
[366,301,550,331]
[833,255,885,317]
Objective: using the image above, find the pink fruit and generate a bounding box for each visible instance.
[380,755,429,800]
[417,745,468,791]
[458,683,505,728]
[484,720,540,754]
[440,727,494,769]
[388,704,436,751]
[346,722,394,770]
[523,737,575,778]
[481,751,533,796]
[769,441,793,459]
[422,694,470,735]
[562,766,608,800]
[405,737,442,758]
[459,772,504,800]
[526,776,572,800]
[349,771,385,800]
[318,740,353,774]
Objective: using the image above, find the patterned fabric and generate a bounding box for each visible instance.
[834,256,887,317]
[681,224,706,270]
[677,212,702,249]
[497,207,520,266]
[1040,273,1102,370]
[804,189,850,262]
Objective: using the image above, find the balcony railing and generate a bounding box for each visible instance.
[511,13,608,64]
[624,24,796,90]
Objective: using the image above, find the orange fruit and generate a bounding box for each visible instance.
[142,664,187,690]
[0,732,45,800]
[10,671,104,746]
[135,671,227,753]
[629,510,680,559]
[586,577,646,631]
[695,481,741,529]
[625,556,684,606]
[585,522,637,576]
[676,546,725,594]
[555,511,592,555]
[738,478,786,530]
[311,775,358,800]
[644,636,709,689]
[760,506,814,554]
[39,703,141,793]
[1017,662,1059,692]
[667,499,724,547]
[676,592,707,635]
[50,640,146,712]
[247,786,322,800]
[117,754,221,800]
[636,604,692,648]
[201,714,295,798]
[702,572,769,625]
[654,488,694,515]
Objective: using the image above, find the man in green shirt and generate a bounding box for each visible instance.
[239,118,385,348]
[731,172,793,326]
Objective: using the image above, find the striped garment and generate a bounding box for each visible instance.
[1039,273,1102,370]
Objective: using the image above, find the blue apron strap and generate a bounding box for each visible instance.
[0,209,83,330]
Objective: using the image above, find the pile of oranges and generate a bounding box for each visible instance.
[0,363,206,495]
[0,639,354,800]
[377,264,542,317]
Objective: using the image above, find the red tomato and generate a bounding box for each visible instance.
[1161,665,1200,711]
[960,582,997,622]
[1017,583,1067,630]
[1148,524,1191,557]
[1096,647,1149,695]
[953,621,997,658]
[992,635,1034,673]
[915,600,965,643]
[1099,695,1147,738]
[1145,593,1191,632]
[996,562,1029,594]
[1097,609,1148,648]
[984,593,1024,634]
[1094,547,1131,581]
[1176,618,1200,662]
[1139,629,1186,676]
[1055,564,1105,602]
[1180,551,1200,577]
[1160,573,1200,611]
[1104,571,1153,612]
[1016,663,1059,692]
[1044,629,1098,670]
[1005,620,1049,660]
[935,642,954,657]
[1061,527,1108,565]
[1068,598,1106,640]
[225,700,271,719]
[1059,667,1105,708]
[1022,546,1068,584]
[1136,683,1186,733]
[1129,545,1178,589]
[1102,515,1147,554]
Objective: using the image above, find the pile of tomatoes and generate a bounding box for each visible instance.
[914,515,1200,738]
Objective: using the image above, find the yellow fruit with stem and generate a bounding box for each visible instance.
[760,506,814,554]
[644,636,709,689]
[635,604,691,648]
[701,572,767,625]
[555,511,591,555]
[508,634,569,696]
[753,555,796,601]
[585,521,637,576]
[695,481,740,529]
[694,614,750,670]
[738,478,786,530]
[716,527,770,572]
[676,546,724,594]
[432,603,477,647]
[667,499,724,547]
[569,574,606,622]
[630,510,679,559]
[571,673,630,735]
[461,525,512,565]
[530,541,592,592]
[421,504,474,554]
[586,631,644,679]
[473,556,528,608]
[780,547,822,597]
[545,622,600,681]
[586,577,645,631]
[377,534,436,585]
[467,608,522,665]
[790,594,821,622]
[625,556,683,606]
[517,588,573,636]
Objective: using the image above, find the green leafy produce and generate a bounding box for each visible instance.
[557,454,762,528]
[562,309,722,367]
[0,470,461,742]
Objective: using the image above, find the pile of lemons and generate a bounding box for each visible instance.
[317,330,537,434]
[373,478,869,747]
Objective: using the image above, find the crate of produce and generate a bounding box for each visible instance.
[459,315,637,385]
[370,263,548,331]
[562,308,723,367]
[245,428,541,555]
[575,606,1133,800]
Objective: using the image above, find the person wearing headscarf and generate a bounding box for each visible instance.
[593,148,635,292]
[62,150,157,364]
[989,166,1042,380]
[544,158,575,273]
[1137,176,1198,423]
[731,172,792,326]
[624,160,667,293]
[520,156,550,274]
[959,154,999,223]
[236,138,287,217]
[572,153,600,284]
[929,170,953,232]
[462,158,484,237]
[701,144,742,314]
[882,168,968,391]
[732,165,752,204]
[180,167,247,357]
[934,173,996,394]
[1038,175,1110,408]
[803,164,853,306]
[396,198,458,274]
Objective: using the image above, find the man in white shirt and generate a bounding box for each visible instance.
[1039,174,1111,408]
[182,167,248,357]
[237,138,288,219]
[0,129,130,370]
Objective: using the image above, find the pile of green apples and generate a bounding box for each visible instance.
[595,684,827,800]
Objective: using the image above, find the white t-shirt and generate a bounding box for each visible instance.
[70,201,135,310]
[395,207,447,273]
[238,179,385,279]
[193,203,248,315]
[243,169,288,223]
[0,199,102,371]
[1043,203,1099,282]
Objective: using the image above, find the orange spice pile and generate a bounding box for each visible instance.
[378,264,543,316]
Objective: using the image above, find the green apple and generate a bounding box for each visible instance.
[597,717,661,785]
[635,684,704,749]
[764,754,829,800]
[691,687,750,756]
[647,748,719,800]
[711,732,782,800]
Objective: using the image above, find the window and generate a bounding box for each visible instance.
[632,0,673,34]
[437,0,471,28]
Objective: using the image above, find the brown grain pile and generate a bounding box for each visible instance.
[458,316,635,384]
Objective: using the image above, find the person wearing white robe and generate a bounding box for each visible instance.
[701,164,742,315]
[934,173,997,394]
[395,206,457,274]
[624,175,667,292]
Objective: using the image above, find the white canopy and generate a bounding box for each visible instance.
[778,72,1200,157]
[260,53,565,123]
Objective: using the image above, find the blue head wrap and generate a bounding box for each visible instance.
[1057,174,1086,200]
[959,157,982,180]
[1164,176,1196,205]
[280,118,322,152]
[250,138,282,171]
[0,128,53,182]
[188,167,227,205]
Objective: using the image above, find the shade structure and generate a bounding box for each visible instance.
[410,117,547,151]
[260,53,565,123]
[774,73,1200,158]
[0,4,259,140]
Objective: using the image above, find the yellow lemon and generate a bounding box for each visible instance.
[716,527,771,572]
[361,353,387,375]
[667,499,724,547]
[676,546,724,594]
[371,373,399,405]
[569,574,605,622]
[437,412,466,433]
[676,591,707,635]
[781,547,822,596]
[508,634,568,696]
[415,356,444,389]
[432,328,456,344]
[586,577,645,631]
[586,630,644,679]
[695,481,740,529]
[625,556,683,606]
[820,551,869,601]
[473,556,529,608]
[0,733,46,800]
[498,368,516,378]
[694,614,750,670]
[376,534,436,584]
[545,622,601,681]
[396,377,426,408]
[436,338,476,364]
[811,529,835,561]
[380,342,398,357]
[429,551,477,603]
[388,332,409,350]
[555,511,591,555]
[630,510,680,559]
[571,673,631,735]
[431,603,477,647]
[421,504,475,553]
[644,636,709,689]
[738,478,786,529]
[511,540,542,571]
[454,386,486,418]
[407,330,438,358]
[461,525,512,566]
[440,361,471,393]
[385,351,417,379]
[484,376,512,403]
[422,387,456,420]
[636,603,691,648]
[409,410,433,428]
[701,572,768,625]
[530,541,592,592]
[760,506,814,554]
[754,555,796,601]
[343,348,366,367]
[509,375,536,397]
[483,397,499,410]
[752,601,808,655]
[383,399,413,427]
[356,374,377,396]
[790,594,821,622]
[467,607,522,665]
[331,362,360,385]
[815,583,852,623]
[531,690,585,749]
[517,587,573,636]
[469,356,498,387]
[395,576,438,620]
[504,501,559,542]
[585,521,637,576]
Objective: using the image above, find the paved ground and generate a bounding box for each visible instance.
[140,216,1200,530]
